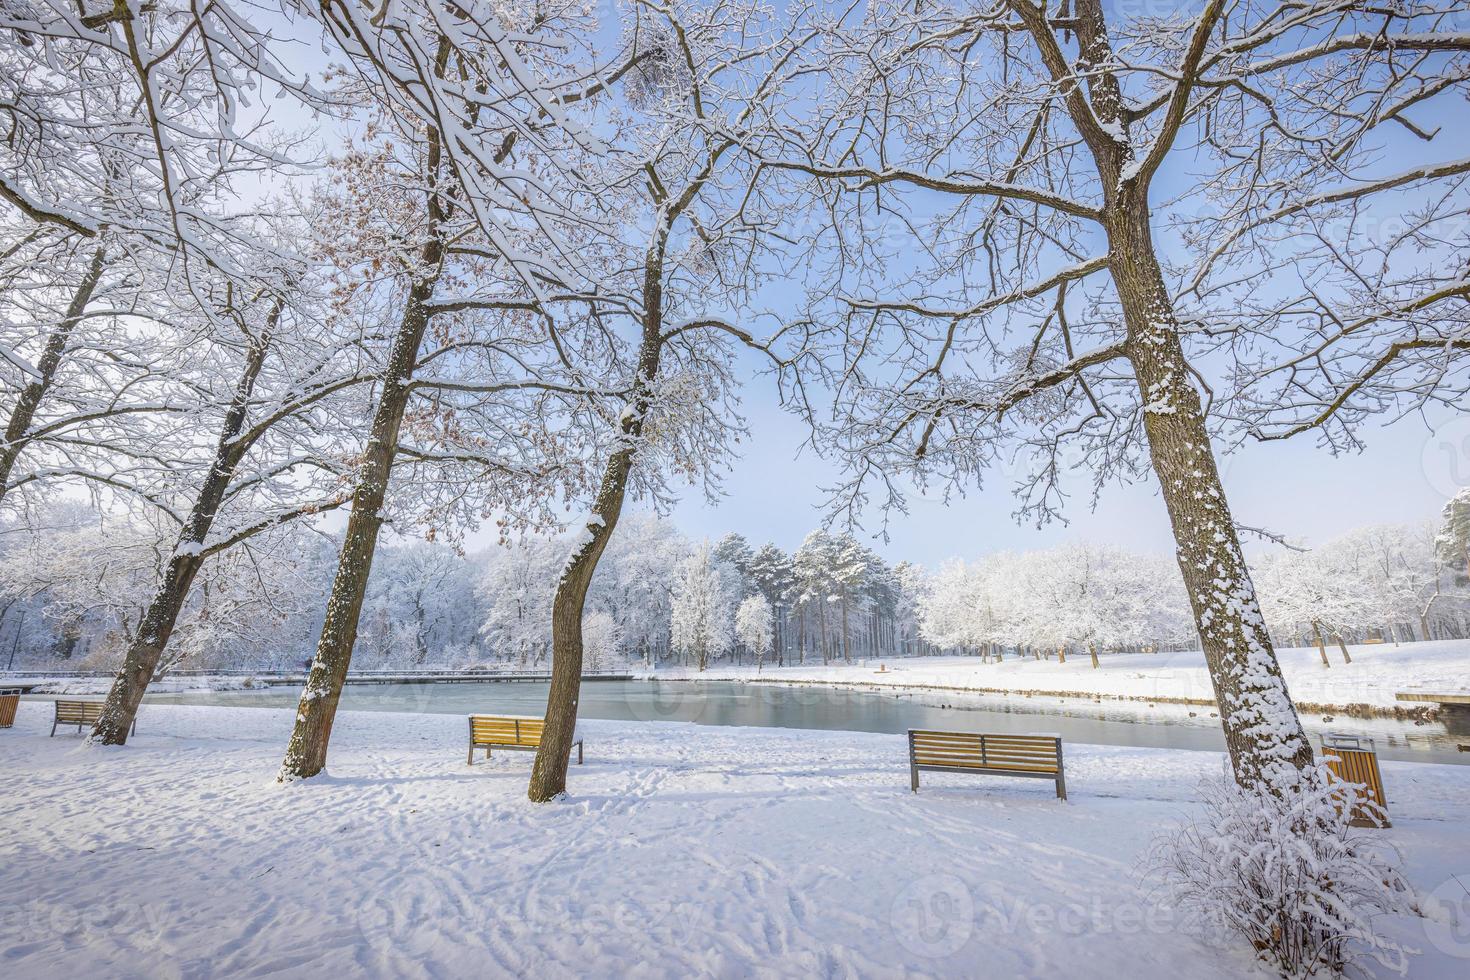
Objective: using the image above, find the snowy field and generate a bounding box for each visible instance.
[2,701,1469,978]
[655,639,1470,712]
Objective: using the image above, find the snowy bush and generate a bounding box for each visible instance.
[1149,765,1423,978]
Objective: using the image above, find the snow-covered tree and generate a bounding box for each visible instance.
[1436,489,1470,587]
[789,530,839,664]
[478,535,569,667]
[581,611,623,674]
[756,0,1470,787]
[714,533,756,599]
[670,541,736,672]
[747,542,796,663]
[831,534,874,664]
[588,514,689,666]
[735,594,774,671]
[90,251,376,743]
[915,544,1193,660]
[279,20,611,778]
[1257,522,1468,652]
[527,0,816,801]
[891,561,928,657]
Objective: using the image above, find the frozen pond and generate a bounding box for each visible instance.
[136,678,1467,765]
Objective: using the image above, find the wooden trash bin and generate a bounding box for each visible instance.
[1321,733,1389,828]
[0,689,19,729]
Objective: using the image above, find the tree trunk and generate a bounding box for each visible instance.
[774,602,783,667]
[840,590,850,663]
[1311,622,1330,667]
[817,600,829,664]
[1088,642,1099,669]
[1109,187,1313,787]
[527,242,666,804]
[91,323,275,745]
[0,245,107,503]
[1007,0,1314,792]
[278,245,441,780]
[1332,632,1352,665]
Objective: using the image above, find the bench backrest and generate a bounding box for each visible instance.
[54,700,105,724]
[469,715,544,747]
[909,730,1060,773]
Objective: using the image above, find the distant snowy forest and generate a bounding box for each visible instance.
[5,489,1467,673]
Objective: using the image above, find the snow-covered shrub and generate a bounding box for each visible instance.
[1149,765,1422,978]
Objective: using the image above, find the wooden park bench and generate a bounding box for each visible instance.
[51,699,133,738]
[467,714,582,766]
[908,730,1066,800]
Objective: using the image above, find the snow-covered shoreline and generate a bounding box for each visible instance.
[3,675,266,696]
[642,639,1470,718]
[2,701,1468,978]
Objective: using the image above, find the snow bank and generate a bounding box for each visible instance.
[1,702,1467,977]
[651,639,1470,713]
[4,675,264,696]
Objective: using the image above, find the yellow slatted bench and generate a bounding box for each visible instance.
[467,714,582,766]
[908,730,1065,800]
[51,699,133,737]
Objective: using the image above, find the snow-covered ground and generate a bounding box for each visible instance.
[651,639,1470,713]
[2,675,263,696]
[2,701,1468,978]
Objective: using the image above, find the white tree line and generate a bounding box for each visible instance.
[5,498,1466,673]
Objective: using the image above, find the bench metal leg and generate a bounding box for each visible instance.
[911,764,919,793]
[50,720,57,737]
[574,741,583,765]
[467,742,475,766]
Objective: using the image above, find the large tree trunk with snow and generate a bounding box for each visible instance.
[1108,190,1314,787]
[277,274,435,780]
[90,552,206,744]
[91,328,275,745]
[277,87,457,781]
[528,255,665,803]
[0,245,107,504]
